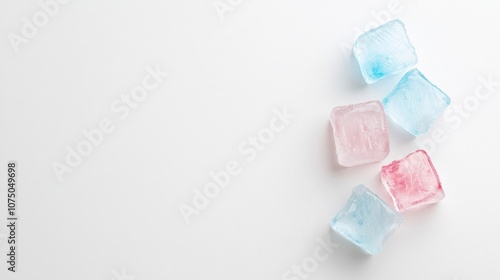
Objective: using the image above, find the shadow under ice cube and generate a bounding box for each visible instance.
[380,150,445,212]
[330,185,403,255]
[353,19,418,84]
[330,100,390,167]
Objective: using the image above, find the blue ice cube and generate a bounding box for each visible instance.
[330,185,403,255]
[382,68,451,136]
[353,19,418,84]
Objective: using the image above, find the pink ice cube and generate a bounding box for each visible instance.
[330,101,390,167]
[380,150,445,211]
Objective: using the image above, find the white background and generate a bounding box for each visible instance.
[1,0,500,279]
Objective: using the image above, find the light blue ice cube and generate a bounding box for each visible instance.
[353,19,417,84]
[330,185,403,255]
[383,68,451,136]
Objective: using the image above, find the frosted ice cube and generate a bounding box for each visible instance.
[353,19,418,84]
[382,69,451,136]
[330,101,390,167]
[380,149,445,212]
[331,185,403,255]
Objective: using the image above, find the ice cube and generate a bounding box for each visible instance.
[353,19,418,84]
[330,100,390,167]
[382,68,451,136]
[380,150,445,212]
[330,185,403,255]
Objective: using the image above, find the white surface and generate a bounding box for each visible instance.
[1,0,500,279]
